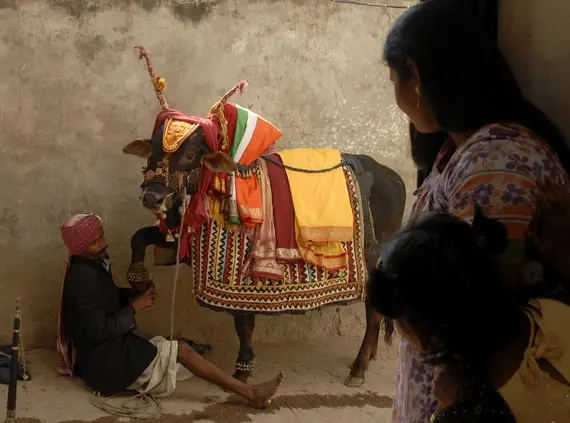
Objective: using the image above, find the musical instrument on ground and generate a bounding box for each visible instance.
[4,300,20,423]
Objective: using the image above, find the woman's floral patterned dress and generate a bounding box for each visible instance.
[391,122,569,423]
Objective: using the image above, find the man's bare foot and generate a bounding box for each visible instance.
[248,372,285,409]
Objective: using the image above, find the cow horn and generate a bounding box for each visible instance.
[134,45,169,110]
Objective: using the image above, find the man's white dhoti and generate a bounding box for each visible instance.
[128,336,193,397]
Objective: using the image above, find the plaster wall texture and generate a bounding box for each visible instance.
[0,0,416,347]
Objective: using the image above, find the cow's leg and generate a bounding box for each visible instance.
[344,155,405,388]
[346,251,395,387]
[233,313,256,383]
[126,226,166,293]
[346,243,385,388]
[126,226,180,291]
[369,323,381,361]
[346,300,382,387]
[364,245,384,364]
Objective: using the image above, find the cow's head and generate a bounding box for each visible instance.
[126,46,248,215]
[123,120,237,213]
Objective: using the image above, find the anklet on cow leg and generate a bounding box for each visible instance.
[126,262,155,293]
[233,349,255,382]
[233,363,254,382]
[235,358,255,373]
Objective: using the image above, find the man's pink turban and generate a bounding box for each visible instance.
[60,213,103,256]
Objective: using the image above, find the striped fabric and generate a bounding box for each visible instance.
[228,104,283,225]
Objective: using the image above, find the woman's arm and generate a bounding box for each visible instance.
[447,163,536,292]
[528,180,570,286]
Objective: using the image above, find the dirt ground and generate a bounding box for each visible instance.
[0,335,399,423]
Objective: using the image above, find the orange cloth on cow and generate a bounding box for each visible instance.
[278,148,353,270]
[235,171,263,227]
[242,158,284,280]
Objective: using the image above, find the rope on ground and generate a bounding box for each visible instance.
[91,391,162,418]
[91,189,188,419]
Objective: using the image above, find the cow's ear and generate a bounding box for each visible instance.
[123,139,152,158]
[201,152,238,173]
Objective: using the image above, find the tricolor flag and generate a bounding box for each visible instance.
[228,104,283,225]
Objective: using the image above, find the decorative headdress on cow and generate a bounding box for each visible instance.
[123,46,250,159]
[124,46,283,242]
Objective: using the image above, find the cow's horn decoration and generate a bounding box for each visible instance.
[134,46,168,110]
[207,80,249,152]
[133,45,249,154]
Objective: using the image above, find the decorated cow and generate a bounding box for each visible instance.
[123,46,407,387]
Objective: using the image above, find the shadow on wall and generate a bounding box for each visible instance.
[45,0,219,22]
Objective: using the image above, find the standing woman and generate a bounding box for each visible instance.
[383,1,570,422]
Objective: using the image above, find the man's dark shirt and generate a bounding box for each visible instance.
[62,256,156,396]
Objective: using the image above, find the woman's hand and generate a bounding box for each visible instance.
[528,180,570,282]
[434,368,457,408]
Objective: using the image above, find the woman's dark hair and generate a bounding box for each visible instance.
[384,0,570,173]
[409,122,447,172]
[369,208,524,368]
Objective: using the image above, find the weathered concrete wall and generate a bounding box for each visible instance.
[499,0,570,142]
[0,0,416,348]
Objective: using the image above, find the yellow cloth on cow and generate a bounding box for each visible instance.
[279,148,353,241]
[278,148,353,270]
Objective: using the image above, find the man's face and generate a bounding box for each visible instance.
[85,231,108,259]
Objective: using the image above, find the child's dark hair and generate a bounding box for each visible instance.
[368,208,523,368]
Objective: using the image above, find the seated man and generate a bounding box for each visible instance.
[56,213,282,408]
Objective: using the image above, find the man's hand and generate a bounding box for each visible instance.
[130,286,158,312]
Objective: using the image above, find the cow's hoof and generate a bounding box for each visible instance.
[348,359,368,370]
[345,374,365,388]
